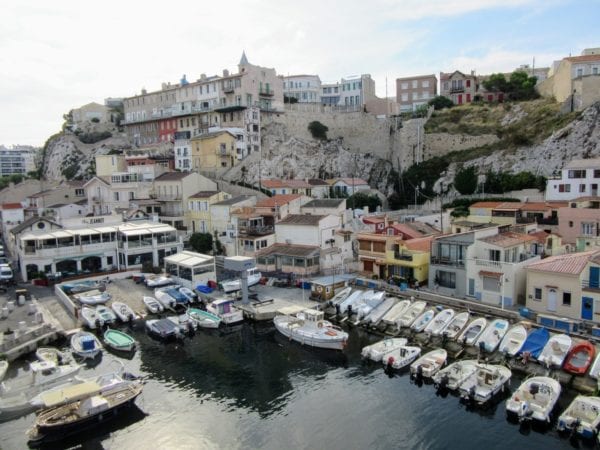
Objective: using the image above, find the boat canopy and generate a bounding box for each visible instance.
[520,327,550,359]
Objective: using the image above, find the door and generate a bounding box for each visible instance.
[547,289,557,312]
[457,94,463,104]
[468,278,475,297]
[582,297,594,320]
[590,267,600,288]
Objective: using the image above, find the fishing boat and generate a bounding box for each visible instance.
[410,309,436,333]
[80,306,103,330]
[381,299,411,325]
[361,338,408,362]
[383,345,421,370]
[219,267,262,293]
[143,296,163,314]
[27,380,144,445]
[111,301,136,322]
[145,275,173,288]
[424,308,455,336]
[0,361,7,382]
[457,317,488,345]
[179,287,198,303]
[519,327,550,359]
[74,290,111,306]
[70,331,102,360]
[537,334,572,368]
[563,340,595,375]
[154,288,176,309]
[95,305,117,325]
[475,318,509,353]
[498,324,528,356]
[410,349,447,378]
[206,298,244,325]
[458,363,512,405]
[274,309,348,351]
[362,297,396,325]
[557,396,600,439]
[103,329,136,352]
[588,352,600,380]
[433,359,479,391]
[442,311,470,340]
[505,376,561,423]
[187,307,221,329]
[396,301,426,328]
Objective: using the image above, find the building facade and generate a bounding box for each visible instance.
[546,159,600,201]
[0,145,37,177]
[283,75,321,103]
[396,74,437,112]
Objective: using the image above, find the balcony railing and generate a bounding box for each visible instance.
[259,88,274,97]
[430,256,465,267]
[239,225,274,236]
[394,252,413,262]
[222,85,235,93]
[582,279,600,290]
[450,86,465,93]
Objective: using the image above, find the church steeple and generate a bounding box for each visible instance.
[239,51,249,66]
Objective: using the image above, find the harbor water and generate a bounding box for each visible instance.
[0,321,593,449]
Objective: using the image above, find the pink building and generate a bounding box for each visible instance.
[557,197,600,245]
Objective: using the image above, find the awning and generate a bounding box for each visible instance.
[120,228,152,236]
[52,231,75,239]
[151,226,175,233]
[93,226,118,233]
[479,270,502,278]
[73,229,102,236]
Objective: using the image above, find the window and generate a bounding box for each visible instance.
[534,288,542,300]
[580,184,586,193]
[466,80,471,88]
[581,222,595,236]
[437,270,456,288]
[558,184,571,192]
[563,291,571,306]
[593,67,599,75]
[401,93,408,101]
[412,80,418,88]
[401,82,408,89]
[489,249,501,261]
[576,68,583,77]
[114,192,119,201]
[422,80,429,88]
[568,169,586,179]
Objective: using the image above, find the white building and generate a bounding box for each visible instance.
[164,250,216,289]
[174,133,192,171]
[0,145,37,176]
[546,158,600,201]
[283,75,321,103]
[339,74,376,107]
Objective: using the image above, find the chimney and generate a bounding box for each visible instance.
[141,88,147,95]
[223,69,229,77]
[161,83,167,90]
[200,73,206,80]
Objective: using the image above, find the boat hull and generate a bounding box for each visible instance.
[274,320,347,351]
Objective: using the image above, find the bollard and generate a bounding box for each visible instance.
[18,295,25,306]
[1,307,8,318]
[7,301,15,312]
[28,303,36,315]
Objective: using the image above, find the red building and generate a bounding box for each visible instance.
[158,118,178,143]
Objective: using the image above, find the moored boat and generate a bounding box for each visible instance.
[145,275,173,288]
[361,338,408,362]
[103,329,136,352]
[588,352,600,380]
[143,296,163,314]
[187,307,221,329]
[519,327,550,359]
[424,308,455,336]
[70,331,102,360]
[362,297,396,325]
[36,347,69,365]
[80,306,103,330]
[498,324,528,356]
[206,298,244,325]
[537,333,572,368]
[145,318,184,340]
[381,299,411,325]
[457,317,488,345]
[0,361,7,382]
[219,267,262,293]
[442,311,470,340]
[396,301,426,328]
[563,340,595,375]
[475,318,509,353]
[111,301,137,322]
[433,359,478,391]
[95,305,117,325]
[410,349,447,378]
[274,309,348,351]
[383,345,421,370]
[458,363,512,405]
[557,395,600,439]
[410,309,436,333]
[505,376,561,423]
[338,290,371,316]
[74,290,111,306]
[328,286,353,306]
[179,287,198,303]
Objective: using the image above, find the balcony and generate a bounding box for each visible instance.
[239,225,274,236]
[582,279,600,291]
[394,252,413,262]
[259,88,274,97]
[219,149,230,157]
[222,84,235,94]
[151,110,173,119]
[431,256,465,268]
[450,86,465,93]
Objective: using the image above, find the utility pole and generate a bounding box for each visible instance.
[439,182,444,234]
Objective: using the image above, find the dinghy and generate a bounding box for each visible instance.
[442,311,470,340]
[143,296,163,314]
[36,347,69,365]
[457,317,488,345]
[458,363,512,405]
[187,308,221,329]
[361,338,408,362]
[396,301,426,328]
[154,289,176,309]
[519,327,550,359]
[80,306,103,330]
[498,324,528,356]
[537,333,572,368]
[95,305,116,325]
[145,275,173,288]
[111,301,136,322]
[557,396,600,439]
[433,359,478,391]
[362,297,396,326]
[506,376,561,423]
[179,287,198,303]
[274,309,348,351]
[74,290,111,306]
[354,291,386,321]
[475,318,509,353]
[381,299,411,325]
[424,308,455,336]
[383,345,421,370]
[70,331,102,360]
[103,329,136,352]
[563,340,595,375]
[410,349,447,378]
[410,309,436,333]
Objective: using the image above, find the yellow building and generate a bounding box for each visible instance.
[186,190,231,233]
[95,155,127,178]
[191,130,237,172]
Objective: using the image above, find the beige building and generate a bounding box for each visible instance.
[439,71,478,105]
[71,102,112,124]
[191,130,238,173]
[186,190,231,233]
[396,74,437,112]
[364,97,401,116]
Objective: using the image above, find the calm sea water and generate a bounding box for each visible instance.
[0,322,592,450]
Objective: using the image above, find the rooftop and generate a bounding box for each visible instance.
[328,177,369,186]
[257,243,320,258]
[565,158,600,170]
[470,201,507,209]
[478,231,537,248]
[277,214,326,226]
[255,194,301,208]
[189,191,220,199]
[1,203,23,210]
[403,236,433,252]
[564,54,600,63]
[154,171,193,182]
[212,195,255,206]
[527,250,599,275]
[302,198,345,208]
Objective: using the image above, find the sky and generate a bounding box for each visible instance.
[2,0,599,146]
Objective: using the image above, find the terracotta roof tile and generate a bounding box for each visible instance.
[403,236,433,252]
[255,194,301,208]
[527,250,600,275]
[479,231,537,247]
[1,203,23,210]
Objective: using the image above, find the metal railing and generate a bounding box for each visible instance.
[430,256,465,267]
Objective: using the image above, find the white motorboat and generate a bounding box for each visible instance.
[338,290,370,315]
[361,338,408,362]
[362,297,397,326]
[146,318,184,340]
[143,296,164,314]
[458,363,512,405]
[410,349,448,378]
[187,308,221,329]
[328,287,353,306]
[0,361,7,382]
[424,308,455,336]
[36,347,69,365]
[167,314,198,334]
[383,345,421,370]
[354,291,386,321]
[154,288,176,309]
[396,301,426,328]
[411,309,436,333]
[433,359,479,391]
[457,317,488,345]
[220,268,262,293]
[80,306,103,330]
[475,318,509,353]
[70,331,102,360]
[498,324,528,356]
[111,301,137,322]
[557,396,600,439]
[179,287,198,303]
[207,298,244,325]
[74,290,111,305]
[145,275,174,288]
[274,309,348,351]
[537,333,572,368]
[381,299,411,325]
[506,376,561,423]
[589,352,600,380]
[442,311,470,340]
[95,305,117,325]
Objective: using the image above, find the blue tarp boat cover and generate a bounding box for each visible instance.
[81,336,96,350]
[152,319,178,334]
[196,285,213,293]
[166,288,188,303]
[519,327,550,359]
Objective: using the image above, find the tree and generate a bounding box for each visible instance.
[453,166,478,195]
[428,96,454,110]
[308,121,329,140]
[189,233,213,254]
[348,192,381,212]
[284,95,298,104]
[482,71,539,101]
[482,73,509,93]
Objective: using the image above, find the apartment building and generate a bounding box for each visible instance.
[283,75,321,103]
[546,159,600,201]
[321,82,341,106]
[396,74,437,112]
[557,197,600,245]
[186,190,231,233]
[0,145,37,177]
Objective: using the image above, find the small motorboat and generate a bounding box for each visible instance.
[146,318,184,340]
[424,308,455,336]
[563,340,596,375]
[328,286,353,306]
[143,296,163,314]
[70,331,102,360]
[506,376,561,423]
[557,396,600,439]
[95,305,117,325]
[410,349,447,378]
[362,297,396,326]
[145,275,174,288]
[111,301,137,322]
[588,352,600,380]
[433,359,478,391]
[442,311,470,340]
[519,327,550,359]
[207,298,244,325]
[396,301,426,328]
[0,361,7,382]
[219,267,261,293]
[498,324,528,356]
[154,289,176,309]
[167,314,198,334]
[457,317,488,345]
[187,308,221,329]
[164,287,190,305]
[80,306,103,330]
[338,290,372,316]
[61,281,99,295]
[537,333,572,368]
[103,329,136,352]
[74,290,111,305]
[354,291,386,322]
[475,318,509,353]
[274,309,348,351]
[179,287,198,303]
[410,309,436,333]
[458,363,512,405]
[36,347,69,365]
[381,299,411,325]
[361,338,407,362]
[383,345,421,370]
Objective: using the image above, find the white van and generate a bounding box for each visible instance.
[0,264,13,283]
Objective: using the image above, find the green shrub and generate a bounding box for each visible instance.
[308,121,328,140]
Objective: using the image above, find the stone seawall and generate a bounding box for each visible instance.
[423,132,499,160]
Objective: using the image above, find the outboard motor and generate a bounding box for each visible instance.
[335,303,341,316]
[386,356,395,370]
[437,373,449,390]
[529,383,539,396]
[347,304,353,318]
